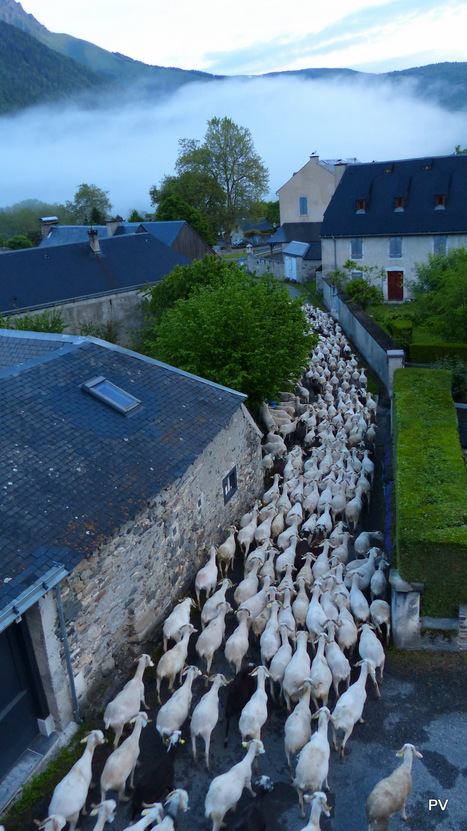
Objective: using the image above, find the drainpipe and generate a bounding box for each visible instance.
[55,583,82,724]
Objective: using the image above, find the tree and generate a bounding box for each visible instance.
[150,117,269,242]
[6,234,33,250]
[154,195,216,246]
[139,258,316,409]
[65,183,112,225]
[128,209,144,222]
[250,200,280,227]
[412,247,467,341]
[328,260,384,308]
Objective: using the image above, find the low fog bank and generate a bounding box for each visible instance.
[0,74,464,217]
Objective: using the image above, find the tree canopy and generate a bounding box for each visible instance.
[412,247,467,341]
[65,183,112,225]
[154,195,216,246]
[150,117,269,240]
[139,256,315,408]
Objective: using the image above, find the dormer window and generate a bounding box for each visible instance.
[435,193,446,209]
[356,199,366,213]
[394,196,405,211]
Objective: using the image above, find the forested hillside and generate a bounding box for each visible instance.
[0,19,107,113]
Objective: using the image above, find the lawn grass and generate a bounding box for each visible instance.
[366,302,444,345]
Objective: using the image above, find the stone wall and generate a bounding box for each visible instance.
[38,405,263,720]
[247,253,285,280]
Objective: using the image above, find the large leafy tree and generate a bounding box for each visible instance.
[154,195,216,246]
[139,257,315,409]
[150,117,269,241]
[65,183,112,225]
[412,247,467,341]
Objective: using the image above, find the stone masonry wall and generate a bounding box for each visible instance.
[48,404,263,716]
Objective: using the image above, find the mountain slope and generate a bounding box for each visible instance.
[0,0,220,88]
[0,18,107,113]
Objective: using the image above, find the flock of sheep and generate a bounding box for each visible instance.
[32,304,423,831]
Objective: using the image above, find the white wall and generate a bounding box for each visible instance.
[321,234,467,299]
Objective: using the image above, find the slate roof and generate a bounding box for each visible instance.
[321,154,467,238]
[136,221,186,245]
[269,222,322,245]
[283,241,310,258]
[0,233,189,315]
[40,225,108,246]
[39,221,188,248]
[0,332,246,617]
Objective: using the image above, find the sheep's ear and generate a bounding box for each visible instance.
[415,749,423,758]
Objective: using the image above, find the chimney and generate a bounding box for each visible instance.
[106,215,124,236]
[88,228,101,254]
[39,216,59,240]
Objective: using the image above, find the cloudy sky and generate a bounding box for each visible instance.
[1,0,465,216]
[19,0,467,74]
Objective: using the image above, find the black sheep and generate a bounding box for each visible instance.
[131,730,184,819]
[227,776,274,831]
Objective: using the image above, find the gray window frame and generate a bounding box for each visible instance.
[299,196,308,215]
[389,236,402,258]
[350,237,363,259]
[81,375,142,414]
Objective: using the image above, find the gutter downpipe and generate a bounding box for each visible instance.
[55,582,82,724]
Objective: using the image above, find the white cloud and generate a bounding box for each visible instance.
[0,75,464,216]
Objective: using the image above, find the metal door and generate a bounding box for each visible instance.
[0,623,42,777]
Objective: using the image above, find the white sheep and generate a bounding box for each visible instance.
[324,621,351,699]
[89,800,117,831]
[195,546,218,606]
[121,803,164,831]
[204,739,264,831]
[299,792,332,831]
[234,558,261,606]
[331,658,380,758]
[201,579,232,629]
[366,744,423,830]
[216,526,237,577]
[224,608,251,674]
[156,665,202,740]
[163,597,194,651]
[293,706,333,817]
[195,601,232,675]
[370,599,391,645]
[154,789,190,831]
[282,630,311,711]
[100,712,149,803]
[190,673,228,769]
[269,623,293,702]
[308,632,332,710]
[156,623,197,702]
[103,654,153,747]
[259,599,281,666]
[358,623,386,682]
[238,666,271,745]
[284,679,313,777]
[35,818,66,831]
[47,730,105,831]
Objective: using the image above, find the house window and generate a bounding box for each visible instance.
[433,235,447,254]
[350,237,363,259]
[394,196,405,211]
[222,467,237,504]
[389,237,402,258]
[81,376,142,414]
[356,199,366,213]
[435,193,446,209]
[299,196,308,215]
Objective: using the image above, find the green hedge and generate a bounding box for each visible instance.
[393,368,467,617]
[409,342,467,363]
[389,318,413,349]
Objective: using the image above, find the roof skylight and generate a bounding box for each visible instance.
[81,376,142,414]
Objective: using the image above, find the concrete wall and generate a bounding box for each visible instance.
[322,280,404,394]
[321,234,467,300]
[278,157,347,224]
[31,405,263,727]
[3,289,146,348]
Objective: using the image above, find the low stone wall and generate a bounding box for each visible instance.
[322,280,404,394]
[247,253,285,280]
[35,405,263,721]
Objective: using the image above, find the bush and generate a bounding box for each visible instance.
[0,308,64,333]
[434,356,467,401]
[342,277,384,309]
[393,368,467,617]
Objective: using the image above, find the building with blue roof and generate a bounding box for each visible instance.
[320,154,467,300]
[0,329,262,797]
